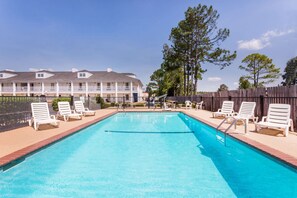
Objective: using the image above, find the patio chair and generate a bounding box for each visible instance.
[196,101,204,110]
[185,100,192,110]
[229,102,257,133]
[74,101,96,116]
[255,104,293,137]
[212,101,234,118]
[162,102,171,111]
[29,102,60,130]
[57,101,82,121]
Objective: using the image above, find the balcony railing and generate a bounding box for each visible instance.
[30,87,42,92]
[73,86,86,92]
[59,86,71,92]
[117,86,130,91]
[103,87,115,92]
[16,87,28,92]
[2,87,13,92]
[1,85,139,93]
[88,86,101,92]
[44,86,56,92]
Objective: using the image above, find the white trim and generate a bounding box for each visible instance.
[115,82,118,103]
[130,81,133,103]
[27,82,30,96]
[100,81,103,97]
[85,82,88,97]
[56,82,59,97]
[13,82,16,96]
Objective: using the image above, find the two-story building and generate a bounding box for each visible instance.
[0,69,143,103]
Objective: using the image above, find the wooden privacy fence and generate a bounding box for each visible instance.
[167,85,297,131]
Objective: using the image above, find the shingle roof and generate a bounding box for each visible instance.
[0,71,143,86]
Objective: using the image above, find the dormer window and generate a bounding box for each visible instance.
[77,71,92,78]
[79,73,86,77]
[36,73,44,78]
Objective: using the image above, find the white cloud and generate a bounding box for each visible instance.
[207,77,221,82]
[233,82,239,86]
[238,39,269,50]
[238,29,295,50]
[29,68,53,71]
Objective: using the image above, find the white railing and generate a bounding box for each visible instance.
[117,86,130,91]
[30,87,42,92]
[73,86,86,92]
[103,87,115,92]
[2,87,13,92]
[16,87,28,92]
[44,86,56,92]
[88,86,101,92]
[59,86,71,92]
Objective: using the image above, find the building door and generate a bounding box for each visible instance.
[133,93,138,102]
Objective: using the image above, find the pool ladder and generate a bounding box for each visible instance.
[216,117,237,146]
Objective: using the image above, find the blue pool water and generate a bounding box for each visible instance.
[1,112,297,197]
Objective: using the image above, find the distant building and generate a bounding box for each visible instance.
[0,69,143,103]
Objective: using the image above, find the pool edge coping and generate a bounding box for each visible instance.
[180,110,297,170]
[1,110,297,170]
[0,111,117,168]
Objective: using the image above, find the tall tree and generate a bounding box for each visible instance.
[152,4,236,96]
[238,76,252,89]
[217,84,228,92]
[282,56,297,86]
[239,53,280,88]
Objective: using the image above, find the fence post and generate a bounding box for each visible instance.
[228,96,232,101]
[87,95,90,109]
[260,95,264,118]
[211,96,214,112]
[70,95,74,107]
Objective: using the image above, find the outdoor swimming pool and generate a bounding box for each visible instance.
[1,112,297,197]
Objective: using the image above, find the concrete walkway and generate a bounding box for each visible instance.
[1,108,297,168]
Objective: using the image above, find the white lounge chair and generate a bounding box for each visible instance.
[74,101,96,116]
[255,104,293,137]
[213,101,234,117]
[57,101,82,121]
[196,101,203,110]
[29,102,60,130]
[163,102,171,111]
[185,100,192,110]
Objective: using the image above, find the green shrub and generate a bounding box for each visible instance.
[52,97,71,111]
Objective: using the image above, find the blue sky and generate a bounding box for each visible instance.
[0,0,296,91]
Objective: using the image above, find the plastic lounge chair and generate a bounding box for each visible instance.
[255,104,293,137]
[196,101,204,110]
[57,101,82,121]
[229,102,257,133]
[29,102,60,130]
[213,101,234,118]
[74,101,96,116]
[163,102,171,111]
[185,100,192,110]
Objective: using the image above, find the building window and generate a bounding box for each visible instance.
[97,83,101,90]
[51,83,55,91]
[37,73,44,78]
[79,83,83,90]
[106,94,111,102]
[0,74,3,78]
[125,82,129,90]
[125,94,129,100]
[107,82,111,90]
[79,73,86,78]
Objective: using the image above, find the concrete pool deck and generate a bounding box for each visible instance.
[1,108,297,168]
